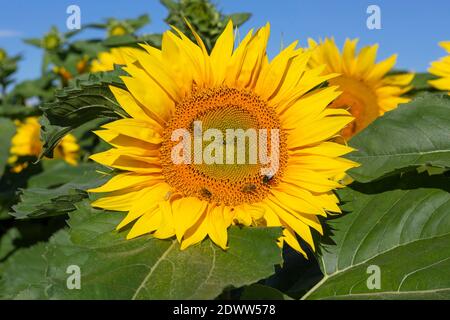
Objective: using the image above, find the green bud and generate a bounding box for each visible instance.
[0,48,7,62]
[43,32,61,50]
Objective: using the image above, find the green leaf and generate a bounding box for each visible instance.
[102,34,162,48]
[0,118,16,176]
[347,93,450,182]
[408,73,438,96]
[303,172,450,300]
[225,13,252,26]
[127,14,151,29]
[160,0,177,11]
[0,228,20,265]
[102,34,139,47]
[138,34,162,47]
[40,69,128,158]
[64,29,82,39]
[11,163,106,219]
[0,105,41,120]
[69,40,105,59]
[27,161,99,188]
[42,201,282,299]
[23,38,43,48]
[0,240,49,299]
[83,23,107,29]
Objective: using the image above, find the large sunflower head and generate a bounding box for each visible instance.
[429,41,450,94]
[91,47,143,73]
[307,38,414,139]
[9,117,79,172]
[89,22,359,256]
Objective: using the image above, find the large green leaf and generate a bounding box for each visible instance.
[40,69,128,159]
[0,241,48,299]
[11,163,106,219]
[347,94,450,182]
[303,172,450,300]
[44,202,282,299]
[0,118,16,176]
[0,228,20,266]
[1,201,282,300]
[27,161,101,189]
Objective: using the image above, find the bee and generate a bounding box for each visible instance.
[262,174,274,185]
[200,188,212,199]
[242,184,257,193]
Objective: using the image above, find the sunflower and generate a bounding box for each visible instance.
[9,117,79,172]
[429,41,450,94]
[307,38,414,139]
[91,47,143,72]
[89,21,358,256]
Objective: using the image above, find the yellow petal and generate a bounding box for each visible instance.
[153,201,176,239]
[118,183,171,230]
[91,189,143,211]
[180,211,208,250]
[89,172,162,193]
[206,205,229,250]
[126,206,161,239]
[172,197,208,242]
[210,20,234,85]
[109,85,166,125]
[281,227,307,257]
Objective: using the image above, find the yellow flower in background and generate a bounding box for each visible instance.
[89,22,358,256]
[91,47,143,72]
[52,56,90,85]
[429,41,450,94]
[307,38,414,139]
[76,55,90,74]
[9,117,79,172]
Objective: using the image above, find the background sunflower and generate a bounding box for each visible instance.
[429,41,450,94]
[307,38,414,139]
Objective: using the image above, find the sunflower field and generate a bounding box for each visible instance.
[0,0,449,302]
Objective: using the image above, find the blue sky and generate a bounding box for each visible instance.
[1,0,449,82]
